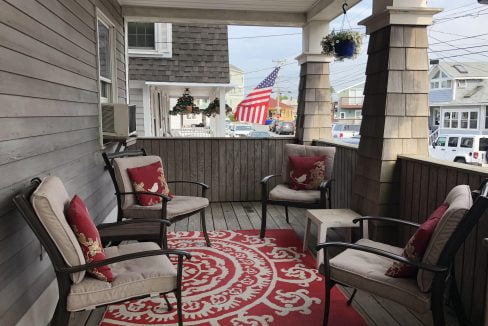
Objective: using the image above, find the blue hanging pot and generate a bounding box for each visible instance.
[334,39,356,58]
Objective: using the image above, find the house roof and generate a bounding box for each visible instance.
[436,62,488,79]
[268,98,294,110]
[230,64,244,73]
[452,79,488,105]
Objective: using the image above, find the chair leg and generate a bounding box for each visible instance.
[431,289,446,326]
[346,289,357,306]
[200,210,211,247]
[449,271,468,325]
[285,206,290,224]
[163,293,173,311]
[176,290,183,326]
[323,281,335,326]
[260,201,267,239]
[50,299,70,326]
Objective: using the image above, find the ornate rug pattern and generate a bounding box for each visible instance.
[100,230,366,326]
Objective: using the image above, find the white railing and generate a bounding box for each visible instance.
[170,127,214,137]
[429,127,439,145]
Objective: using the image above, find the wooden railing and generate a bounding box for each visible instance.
[313,139,358,209]
[131,137,296,202]
[398,155,488,325]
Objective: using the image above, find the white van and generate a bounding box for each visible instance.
[429,134,488,165]
[332,124,360,139]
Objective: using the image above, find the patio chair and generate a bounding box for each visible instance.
[13,177,191,326]
[102,149,211,249]
[260,144,336,238]
[317,181,488,326]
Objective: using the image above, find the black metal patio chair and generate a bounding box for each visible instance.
[13,177,190,326]
[317,180,488,326]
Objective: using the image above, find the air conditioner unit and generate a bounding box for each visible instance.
[102,103,137,138]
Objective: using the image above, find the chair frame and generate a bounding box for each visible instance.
[13,178,191,326]
[316,180,488,326]
[260,174,332,238]
[102,149,211,248]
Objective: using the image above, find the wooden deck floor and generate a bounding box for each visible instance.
[70,202,455,326]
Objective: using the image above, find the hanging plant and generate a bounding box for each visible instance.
[203,97,220,117]
[170,88,200,115]
[321,30,362,60]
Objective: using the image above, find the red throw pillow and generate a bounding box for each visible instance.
[66,195,113,282]
[386,203,450,278]
[126,161,172,206]
[288,155,327,190]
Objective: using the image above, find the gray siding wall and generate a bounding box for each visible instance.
[0,0,126,324]
[129,24,230,83]
[130,88,146,136]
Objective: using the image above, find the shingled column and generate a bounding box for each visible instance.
[352,2,442,220]
[296,21,333,144]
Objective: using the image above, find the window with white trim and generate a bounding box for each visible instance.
[442,109,479,130]
[97,13,116,103]
[340,112,345,119]
[355,110,362,118]
[128,22,172,58]
[430,70,452,90]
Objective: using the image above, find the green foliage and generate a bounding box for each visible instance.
[321,30,362,59]
[170,88,200,115]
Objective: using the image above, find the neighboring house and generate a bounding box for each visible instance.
[429,61,488,136]
[128,23,231,136]
[227,65,245,111]
[268,97,296,121]
[334,82,364,124]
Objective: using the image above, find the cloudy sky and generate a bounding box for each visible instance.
[228,0,488,98]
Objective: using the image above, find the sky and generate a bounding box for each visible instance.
[228,0,488,98]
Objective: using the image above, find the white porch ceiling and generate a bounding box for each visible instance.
[120,0,362,27]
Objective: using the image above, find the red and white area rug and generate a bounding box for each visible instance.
[101,230,366,326]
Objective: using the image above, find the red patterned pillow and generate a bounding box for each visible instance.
[66,195,113,282]
[386,203,450,278]
[288,155,327,190]
[126,161,172,206]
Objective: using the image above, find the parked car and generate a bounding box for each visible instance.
[332,124,360,139]
[248,131,271,138]
[275,121,294,135]
[269,120,280,132]
[231,124,254,137]
[429,134,488,165]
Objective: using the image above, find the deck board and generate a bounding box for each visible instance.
[76,202,454,326]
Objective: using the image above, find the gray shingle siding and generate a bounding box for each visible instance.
[129,24,229,83]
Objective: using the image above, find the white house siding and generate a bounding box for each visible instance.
[0,0,126,324]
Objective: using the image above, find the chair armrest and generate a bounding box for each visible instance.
[117,191,171,202]
[98,218,172,229]
[261,174,281,185]
[261,175,281,200]
[353,216,420,228]
[319,179,333,191]
[167,181,209,190]
[58,249,191,274]
[316,241,447,273]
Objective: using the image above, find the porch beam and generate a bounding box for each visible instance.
[122,6,306,27]
[307,0,362,22]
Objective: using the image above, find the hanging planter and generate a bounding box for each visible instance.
[170,88,200,115]
[321,30,362,60]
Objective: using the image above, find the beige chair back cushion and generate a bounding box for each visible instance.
[417,184,472,292]
[281,144,336,184]
[30,176,86,283]
[113,156,162,209]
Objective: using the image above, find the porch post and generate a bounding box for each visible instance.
[295,21,333,144]
[352,1,442,218]
[216,87,226,137]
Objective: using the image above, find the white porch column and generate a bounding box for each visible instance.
[296,20,333,144]
[352,0,442,220]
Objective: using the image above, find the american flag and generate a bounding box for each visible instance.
[235,67,280,125]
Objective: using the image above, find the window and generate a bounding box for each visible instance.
[430,70,452,90]
[97,13,116,103]
[470,112,478,129]
[433,108,440,126]
[479,138,488,151]
[442,109,478,129]
[461,112,468,129]
[436,137,446,147]
[340,112,346,119]
[460,137,473,148]
[355,110,362,118]
[128,22,172,58]
[443,112,451,128]
[448,137,459,147]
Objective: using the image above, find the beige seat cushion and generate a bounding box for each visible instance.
[124,195,209,220]
[113,156,162,209]
[67,242,177,311]
[417,185,472,292]
[269,184,320,203]
[281,144,335,184]
[329,238,430,313]
[31,176,85,283]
